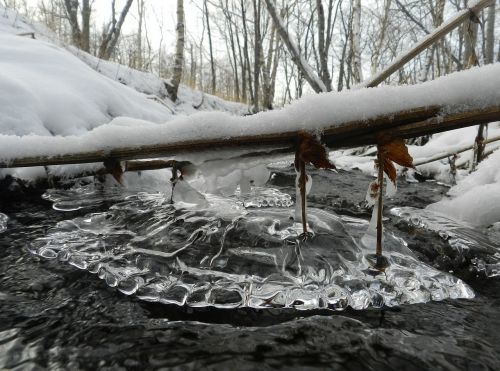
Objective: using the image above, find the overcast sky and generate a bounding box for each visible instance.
[23,0,205,52]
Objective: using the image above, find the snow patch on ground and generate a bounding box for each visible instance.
[427,147,500,227]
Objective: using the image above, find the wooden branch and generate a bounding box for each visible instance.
[413,134,500,167]
[2,105,500,169]
[361,0,495,88]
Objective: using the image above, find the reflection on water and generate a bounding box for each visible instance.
[30,184,473,310]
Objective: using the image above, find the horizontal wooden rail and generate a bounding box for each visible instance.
[2,104,499,169]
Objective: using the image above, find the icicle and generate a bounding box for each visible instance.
[385,173,397,197]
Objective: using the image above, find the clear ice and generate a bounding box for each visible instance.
[29,183,476,311]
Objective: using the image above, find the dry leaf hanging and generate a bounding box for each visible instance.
[377,138,414,184]
[294,131,336,171]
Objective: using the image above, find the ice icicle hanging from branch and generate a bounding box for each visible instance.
[294,132,336,235]
[366,137,415,270]
[168,161,194,204]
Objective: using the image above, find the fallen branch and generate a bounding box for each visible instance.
[3,105,499,169]
[414,133,500,166]
[361,0,495,88]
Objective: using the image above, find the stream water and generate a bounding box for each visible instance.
[1,167,499,370]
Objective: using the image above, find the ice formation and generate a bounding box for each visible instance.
[30,185,474,310]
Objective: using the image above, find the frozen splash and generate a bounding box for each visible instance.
[28,185,474,311]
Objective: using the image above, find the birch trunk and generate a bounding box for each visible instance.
[351,0,363,83]
[168,0,185,102]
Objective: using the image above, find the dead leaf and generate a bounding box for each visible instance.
[295,131,336,171]
[379,138,414,168]
[377,138,414,184]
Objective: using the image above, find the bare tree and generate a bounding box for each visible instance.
[98,0,134,60]
[316,0,333,91]
[204,0,216,95]
[351,0,363,83]
[264,0,327,93]
[167,0,185,102]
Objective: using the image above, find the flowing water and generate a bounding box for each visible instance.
[1,167,500,370]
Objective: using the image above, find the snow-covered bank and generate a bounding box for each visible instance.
[427,147,500,227]
[0,34,172,136]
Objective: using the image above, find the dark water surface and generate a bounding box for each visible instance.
[1,169,499,370]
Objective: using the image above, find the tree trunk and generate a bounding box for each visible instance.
[252,0,261,111]
[351,0,363,83]
[80,0,91,52]
[370,0,391,76]
[63,0,81,47]
[136,0,145,69]
[98,0,134,60]
[168,0,185,102]
[316,0,332,91]
[203,0,216,95]
[463,0,479,68]
[241,0,254,103]
[484,2,495,64]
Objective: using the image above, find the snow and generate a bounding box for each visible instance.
[0,33,171,136]
[427,147,500,226]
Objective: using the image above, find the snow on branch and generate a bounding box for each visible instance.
[1,63,499,169]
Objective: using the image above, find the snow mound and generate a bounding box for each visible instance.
[0,33,171,136]
[427,148,500,226]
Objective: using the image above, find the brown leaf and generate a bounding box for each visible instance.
[377,138,414,184]
[382,157,397,183]
[379,138,414,168]
[295,131,336,171]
